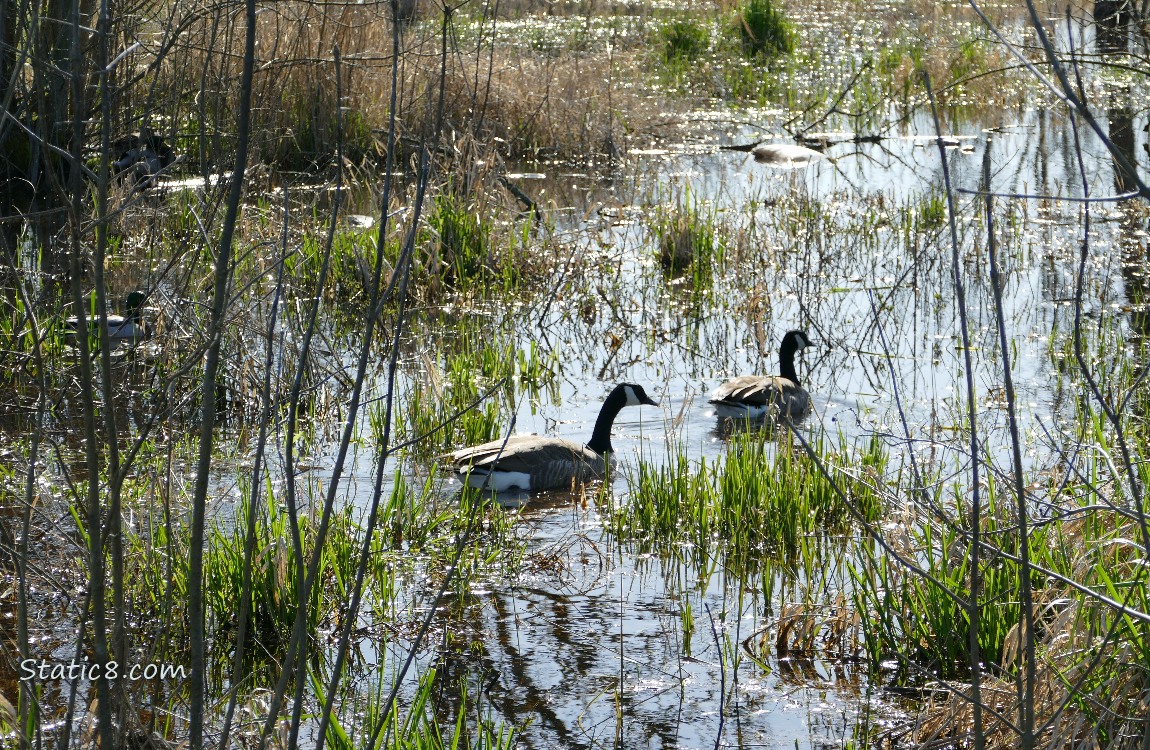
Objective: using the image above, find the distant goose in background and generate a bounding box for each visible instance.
[444,383,659,492]
[710,329,813,420]
[66,290,149,343]
[751,143,825,169]
[112,129,174,183]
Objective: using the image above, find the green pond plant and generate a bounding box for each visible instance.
[650,189,725,299]
[734,0,794,58]
[612,431,886,572]
[2,0,1148,744]
[660,18,710,63]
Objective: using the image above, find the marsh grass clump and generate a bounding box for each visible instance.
[426,14,649,160]
[286,225,384,307]
[734,0,794,58]
[849,486,1040,682]
[377,479,528,620]
[397,380,503,457]
[421,190,536,297]
[271,85,379,170]
[649,2,1020,118]
[282,188,541,307]
[879,337,1150,746]
[428,192,493,287]
[866,27,1012,108]
[9,299,68,372]
[875,501,1150,746]
[115,461,364,671]
[912,193,947,234]
[204,488,360,655]
[659,19,710,63]
[348,470,525,606]
[154,1,641,172]
[317,668,517,750]
[395,331,558,458]
[611,433,886,569]
[651,195,724,291]
[379,471,451,551]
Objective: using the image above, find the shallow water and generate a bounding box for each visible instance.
[158,76,1147,746]
[6,4,1147,746]
[312,84,1150,747]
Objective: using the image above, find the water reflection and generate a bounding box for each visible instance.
[1094,0,1131,55]
[1095,13,1150,350]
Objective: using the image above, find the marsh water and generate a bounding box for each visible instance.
[6,0,1150,743]
[272,79,1150,747]
[22,16,1145,750]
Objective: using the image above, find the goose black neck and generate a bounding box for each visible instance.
[779,340,801,386]
[586,387,628,455]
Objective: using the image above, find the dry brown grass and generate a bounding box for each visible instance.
[909,629,1149,749]
[737,503,1149,749]
[145,0,1025,170]
[146,0,657,172]
[434,47,645,160]
[905,516,1150,750]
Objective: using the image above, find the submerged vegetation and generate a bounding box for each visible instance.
[0,0,1149,746]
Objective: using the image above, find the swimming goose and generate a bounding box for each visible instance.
[66,290,149,343]
[112,129,174,184]
[710,330,812,419]
[751,143,824,169]
[445,383,659,492]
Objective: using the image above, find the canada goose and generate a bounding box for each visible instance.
[112,129,174,183]
[66,290,149,343]
[751,143,825,169]
[710,329,812,419]
[445,383,659,492]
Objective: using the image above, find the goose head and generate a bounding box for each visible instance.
[619,383,659,408]
[586,383,659,455]
[778,330,812,385]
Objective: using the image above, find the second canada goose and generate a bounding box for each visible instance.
[710,329,812,420]
[112,129,174,184]
[751,143,825,169]
[445,383,659,492]
[66,290,149,343]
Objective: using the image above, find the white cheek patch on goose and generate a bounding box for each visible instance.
[465,470,532,492]
[624,385,640,406]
